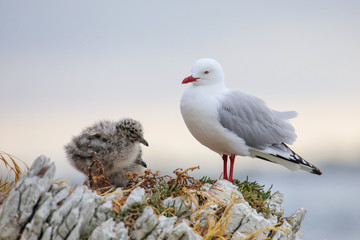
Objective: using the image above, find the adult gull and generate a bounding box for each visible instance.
[180,58,322,182]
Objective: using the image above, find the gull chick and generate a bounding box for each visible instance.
[180,58,322,182]
[64,118,149,186]
[107,146,147,187]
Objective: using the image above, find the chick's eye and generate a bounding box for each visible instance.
[204,71,209,74]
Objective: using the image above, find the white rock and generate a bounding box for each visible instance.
[200,183,212,191]
[44,185,106,239]
[145,215,177,240]
[209,180,244,202]
[167,222,202,240]
[21,192,55,240]
[123,186,145,209]
[50,187,71,209]
[289,208,307,233]
[0,155,55,240]
[40,226,52,240]
[93,199,114,225]
[88,219,129,240]
[270,219,292,240]
[104,189,124,200]
[266,191,284,215]
[270,208,307,240]
[131,206,159,240]
[264,191,285,224]
[163,196,196,216]
[233,211,272,239]
[191,203,218,229]
[48,186,83,239]
[224,202,251,235]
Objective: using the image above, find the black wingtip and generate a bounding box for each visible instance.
[281,143,323,176]
[312,168,322,176]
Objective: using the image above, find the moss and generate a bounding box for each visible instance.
[199,176,217,185]
[233,177,273,217]
[146,181,182,217]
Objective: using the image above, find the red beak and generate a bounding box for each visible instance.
[182,75,199,84]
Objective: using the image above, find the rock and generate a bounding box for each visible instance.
[0,155,307,240]
[264,191,285,224]
[267,191,284,214]
[163,196,197,216]
[224,202,251,235]
[288,208,307,233]
[167,222,202,240]
[123,186,145,209]
[269,208,306,240]
[93,198,114,224]
[46,185,102,239]
[0,156,117,240]
[191,203,218,229]
[131,206,159,240]
[232,208,272,239]
[270,220,292,240]
[0,155,55,240]
[209,180,244,202]
[88,219,129,240]
[145,215,177,240]
[20,186,69,240]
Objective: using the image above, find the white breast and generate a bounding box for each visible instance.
[180,85,249,156]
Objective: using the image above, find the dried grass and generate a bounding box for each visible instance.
[0,151,28,203]
[84,152,113,194]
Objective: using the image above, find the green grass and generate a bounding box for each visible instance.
[233,177,273,217]
[146,181,183,216]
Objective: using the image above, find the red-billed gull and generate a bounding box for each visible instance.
[180,58,322,182]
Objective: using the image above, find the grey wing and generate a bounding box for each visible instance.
[218,91,297,149]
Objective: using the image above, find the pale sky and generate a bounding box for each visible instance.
[1,1,359,180]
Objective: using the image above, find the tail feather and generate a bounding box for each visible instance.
[249,143,322,175]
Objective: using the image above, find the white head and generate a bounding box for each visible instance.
[182,58,224,86]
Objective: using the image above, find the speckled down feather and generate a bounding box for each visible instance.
[107,147,147,187]
[64,118,148,186]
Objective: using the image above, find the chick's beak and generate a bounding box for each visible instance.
[139,138,149,146]
[136,159,147,168]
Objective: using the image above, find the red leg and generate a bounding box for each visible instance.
[229,154,236,182]
[222,154,228,180]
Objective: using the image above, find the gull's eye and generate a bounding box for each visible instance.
[204,71,209,75]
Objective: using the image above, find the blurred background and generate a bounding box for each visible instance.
[1,1,359,239]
